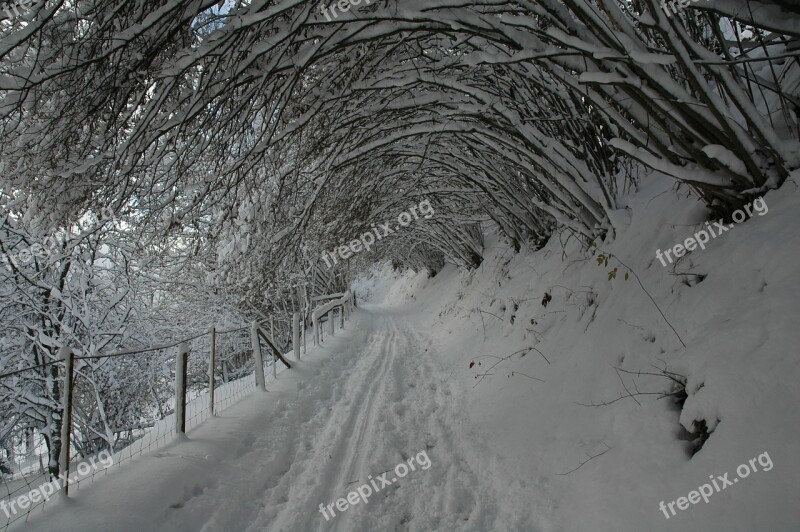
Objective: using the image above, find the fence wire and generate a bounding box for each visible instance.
[0,363,64,530]
[0,305,330,530]
[211,328,257,414]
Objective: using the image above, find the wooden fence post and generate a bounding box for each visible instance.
[293,312,301,360]
[329,310,335,335]
[306,283,311,344]
[272,337,277,379]
[58,346,74,496]
[251,322,267,391]
[175,342,189,435]
[339,306,344,329]
[209,327,216,416]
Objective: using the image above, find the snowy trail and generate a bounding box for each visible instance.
[18,306,544,532]
[246,307,540,531]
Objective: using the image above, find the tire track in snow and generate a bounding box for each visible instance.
[260,315,397,531]
[328,316,406,532]
[323,323,397,530]
[200,313,389,532]
[334,322,397,498]
[332,309,542,531]
[251,308,544,531]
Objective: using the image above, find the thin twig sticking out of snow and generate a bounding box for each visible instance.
[598,250,686,348]
[556,443,611,476]
[573,365,687,407]
[471,347,550,387]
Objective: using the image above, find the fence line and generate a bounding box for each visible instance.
[1,291,353,530]
[312,291,354,346]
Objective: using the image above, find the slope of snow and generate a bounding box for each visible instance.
[363,172,800,531]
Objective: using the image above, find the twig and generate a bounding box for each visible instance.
[530,310,565,321]
[552,284,594,295]
[615,366,686,386]
[574,389,683,407]
[617,319,644,331]
[557,443,611,475]
[509,296,539,304]
[598,250,686,348]
[615,366,640,406]
[552,284,575,295]
[473,372,495,384]
[471,347,549,387]
[478,310,486,340]
[530,347,550,364]
[476,309,503,321]
[510,371,544,383]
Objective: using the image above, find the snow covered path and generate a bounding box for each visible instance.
[19,305,542,531]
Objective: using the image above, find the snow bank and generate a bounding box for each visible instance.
[357,170,800,531]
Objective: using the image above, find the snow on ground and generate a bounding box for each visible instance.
[15,171,800,531]
[355,172,800,531]
[2,352,286,512]
[16,308,542,531]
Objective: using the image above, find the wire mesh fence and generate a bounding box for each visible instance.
[0,362,64,529]
[0,344,181,529]
[208,327,256,416]
[78,344,179,490]
[261,332,291,386]
[0,323,278,530]
[0,295,348,530]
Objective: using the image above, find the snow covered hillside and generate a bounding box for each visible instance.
[353,175,800,531]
